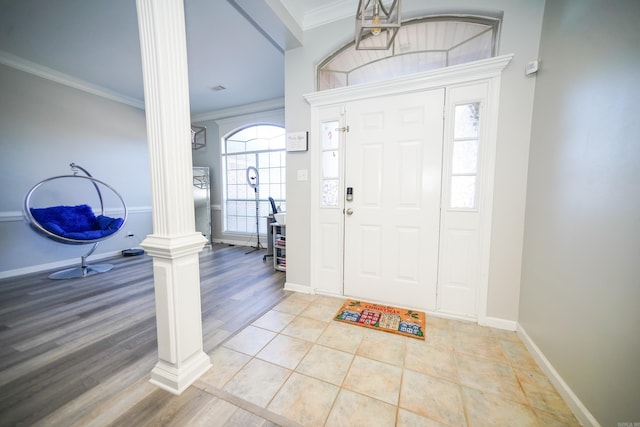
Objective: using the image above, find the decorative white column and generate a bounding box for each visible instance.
[135,0,210,394]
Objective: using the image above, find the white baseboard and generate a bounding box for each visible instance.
[284,281,312,294]
[0,250,124,279]
[479,316,517,331]
[211,237,264,247]
[517,323,600,427]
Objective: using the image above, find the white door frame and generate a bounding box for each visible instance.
[305,55,513,324]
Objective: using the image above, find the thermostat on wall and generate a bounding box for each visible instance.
[525,60,539,76]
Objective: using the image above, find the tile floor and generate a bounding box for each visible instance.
[194,293,580,427]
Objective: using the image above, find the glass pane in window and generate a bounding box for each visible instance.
[322,121,339,150]
[227,215,237,231]
[319,70,347,91]
[270,151,281,167]
[236,216,248,233]
[269,184,281,199]
[450,176,477,209]
[237,184,248,200]
[270,168,281,184]
[322,150,339,178]
[246,138,261,152]
[227,184,238,199]
[235,154,247,170]
[270,135,286,150]
[322,179,339,207]
[451,140,479,174]
[258,152,270,167]
[454,103,480,139]
[448,30,493,66]
[226,140,245,154]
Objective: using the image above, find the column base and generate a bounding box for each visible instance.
[149,350,212,395]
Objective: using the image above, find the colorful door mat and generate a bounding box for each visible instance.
[334,299,426,340]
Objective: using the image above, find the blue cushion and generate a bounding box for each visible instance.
[30,205,123,240]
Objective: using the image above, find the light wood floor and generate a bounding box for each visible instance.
[0,243,289,426]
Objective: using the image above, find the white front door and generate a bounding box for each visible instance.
[343,89,445,311]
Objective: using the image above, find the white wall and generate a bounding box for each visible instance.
[284,0,544,322]
[520,1,640,425]
[0,64,152,277]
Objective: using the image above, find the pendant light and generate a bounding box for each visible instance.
[355,0,401,50]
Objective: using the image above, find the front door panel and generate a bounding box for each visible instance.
[343,89,445,311]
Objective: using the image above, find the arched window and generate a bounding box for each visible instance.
[222,124,286,235]
[318,16,500,91]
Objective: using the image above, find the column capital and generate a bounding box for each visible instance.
[141,233,207,259]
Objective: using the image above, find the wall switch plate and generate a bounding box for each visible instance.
[297,169,308,181]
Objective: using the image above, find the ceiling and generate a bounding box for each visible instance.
[0,0,354,116]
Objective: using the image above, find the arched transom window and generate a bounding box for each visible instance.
[318,16,500,91]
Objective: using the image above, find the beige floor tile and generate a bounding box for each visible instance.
[343,355,402,405]
[453,333,507,362]
[313,295,346,310]
[317,322,365,354]
[489,327,521,343]
[500,340,543,373]
[356,330,406,366]
[325,389,397,427]
[449,319,495,337]
[223,325,276,356]
[515,369,577,423]
[300,302,340,322]
[195,347,251,389]
[273,297,311,315]
[224,406,275,426]
[268,372,339,426]
[296,344,354,385]
[462,386,538,427]
[454,353,527,403]
[534,408,582,426]
[405,339,457,382]
[179,396,241,426]
[396,409,448,427]
[281,316,328,342]
[423,326,454,350]
[287,292,318,303]
[399,370,466,427]
[424,315,454,330]
[211,296,569,427]
[256,334,312,369]
[223,359,291,407]
[252,310,296,333]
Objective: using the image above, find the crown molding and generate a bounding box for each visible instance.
[303,1,353,30]
[191,97,285,123]
[0,50,144,110]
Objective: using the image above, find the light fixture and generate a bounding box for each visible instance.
[191,125,206,150]
[355,0,401,50]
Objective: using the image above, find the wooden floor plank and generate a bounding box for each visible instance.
[0,243,288,426]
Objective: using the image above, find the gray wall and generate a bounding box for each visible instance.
[519,1,640,425]
[0,64,152,276]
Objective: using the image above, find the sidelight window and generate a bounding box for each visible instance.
[450,102,480,209]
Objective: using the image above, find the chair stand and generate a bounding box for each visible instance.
[48,242,113,280]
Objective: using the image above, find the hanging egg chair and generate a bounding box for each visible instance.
[24,163,128,279]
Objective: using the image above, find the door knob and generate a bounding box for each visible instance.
[346,208,354,215]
